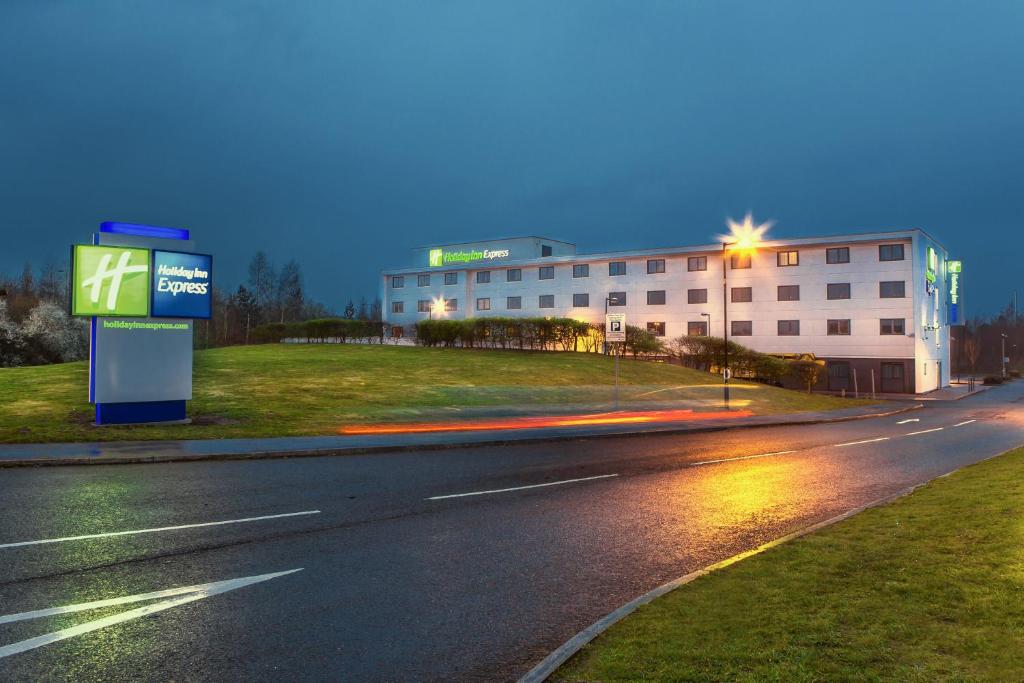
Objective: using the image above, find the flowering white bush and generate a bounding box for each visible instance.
[18,301,89,364]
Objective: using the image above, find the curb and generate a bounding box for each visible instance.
[517,443,1023,683]
[0,404,922,468]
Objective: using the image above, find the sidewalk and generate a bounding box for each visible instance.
[0,403,919,467]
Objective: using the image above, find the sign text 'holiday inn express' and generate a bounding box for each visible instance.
[428,246,511,267]
[71,245,213,319]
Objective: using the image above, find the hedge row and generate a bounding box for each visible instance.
[250,318,386,344]
[414,317,600,351]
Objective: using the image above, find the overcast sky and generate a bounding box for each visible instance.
[1,1,1021,315]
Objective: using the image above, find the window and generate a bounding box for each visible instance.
[391,326,404,338]
[826,247,850,264]
[827,283,851,300]
[391,301,404,313]
[880,281,906,298]
[880,318,905,335]
[730,253,751,269]
[539,294,554,309]
[777,250,799,267]
[647,259,665,274]
[687,288,707,304]
[445,299,457,312]
[827,319,851,335]
[507,296,521,310]
[417,274,430,287]
[506,268,521,282]
[688,256,707,271]
[476,271,490,284]
[444,272,457,285]
[647,322,666,337]
[417,300,431,313]
[538,266,554,280]
[541,244,553,257]
[647,290,666,305]
[731,320,752,336]
[778,320,800,336]
[391,276,404,288]
[731,287,752,303]
[608,292,626,306]
[879,244,905,261]
[688,321,708,336]
[573,293,589,308]
[609,261,626,276]
[777,285,800,301]
[476,297,490,311]
[573,264,589,278]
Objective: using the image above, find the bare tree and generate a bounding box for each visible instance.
[964,336,980,375]
[247,251,276,323]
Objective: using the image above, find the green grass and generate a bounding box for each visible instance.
[0,344,870,443]
[555,447,1024,682]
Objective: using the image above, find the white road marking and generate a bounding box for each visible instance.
[689,450,797,467]
[953,419,977,427]
[427,474,619,500]
[896,418,920,424]
[0,510,320,550]
[834,437,891,447]
[0,569,302,659]
[906,427,944,436]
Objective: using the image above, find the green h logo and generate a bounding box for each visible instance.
[72,245,151,317]
[428,248,443,267]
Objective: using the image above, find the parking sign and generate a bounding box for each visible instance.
[605,313,626,342]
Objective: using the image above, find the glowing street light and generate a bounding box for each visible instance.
[430,296,447,320]
[717,213,772,409]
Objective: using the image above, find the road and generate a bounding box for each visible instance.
[0,382,1022,681]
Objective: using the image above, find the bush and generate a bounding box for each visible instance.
[414,317,600,351]
[1009,370,1021,379]
[983,376,1004,385]
[790,359,826,393]
[249,318,385,344]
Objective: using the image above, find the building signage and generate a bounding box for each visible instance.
[428,247,510,267]
[152,250,213,319]
[71,245,213,319]
[948,259,962,325]
[71,245,151,317]
[925,247,938,285]
[606,313,626,342]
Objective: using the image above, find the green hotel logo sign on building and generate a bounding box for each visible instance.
[71,245,151,317]
[427,247,511,267]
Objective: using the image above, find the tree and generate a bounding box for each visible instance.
[0,299,26,367]
[277,260,303,323]
[21,301,88,363]
[963,336,980,374]
[20,262,34,297]
[247,252,276,323]
[343,300,356,320]
[232,285,259,344]
[357,297,369,321]
[790,359,824,393]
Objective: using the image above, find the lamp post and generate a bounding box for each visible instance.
[1002,333,1008,378]
[717,213,771,410]
[700,311,711,336]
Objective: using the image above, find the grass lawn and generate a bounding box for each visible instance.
[555,447,1024,682]
[0,343,871,443]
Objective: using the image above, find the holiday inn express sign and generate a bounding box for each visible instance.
[70,222,213,425]
[71,245,213,319]
[428,246,511,267]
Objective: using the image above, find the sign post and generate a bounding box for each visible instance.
[605,313,625,410]
[70,222,213,425]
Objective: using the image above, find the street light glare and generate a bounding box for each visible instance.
[720,212,773,253]
[431,297,446,315]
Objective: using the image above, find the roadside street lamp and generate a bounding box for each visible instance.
[700,312,711,336]
[1002,333,1008,378]
[718,214,771,409]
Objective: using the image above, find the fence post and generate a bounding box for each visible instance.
[870,369,876,400]
[853,368,859,399]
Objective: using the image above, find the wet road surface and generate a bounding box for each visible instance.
[1,383,1022,681]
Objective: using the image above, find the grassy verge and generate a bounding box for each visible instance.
[555,447,1024,682]
[0,343,871,443]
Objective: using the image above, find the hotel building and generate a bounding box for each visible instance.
[381,230,959,394]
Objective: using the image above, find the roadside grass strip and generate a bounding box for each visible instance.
[553,446,1024,682]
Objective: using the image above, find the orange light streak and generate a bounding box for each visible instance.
[339,408,755,435]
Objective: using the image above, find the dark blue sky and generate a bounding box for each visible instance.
[2,1,1021,315]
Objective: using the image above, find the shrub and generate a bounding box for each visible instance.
[1009,370,1021,379]
[413,317,601,351]
[790,359,826,393]
[983,376,1004,385]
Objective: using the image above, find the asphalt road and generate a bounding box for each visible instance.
[1,383,1022,682]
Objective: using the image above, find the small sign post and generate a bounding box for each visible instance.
[605,313,626,409]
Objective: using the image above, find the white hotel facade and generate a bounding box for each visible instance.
[381,230,958,394]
